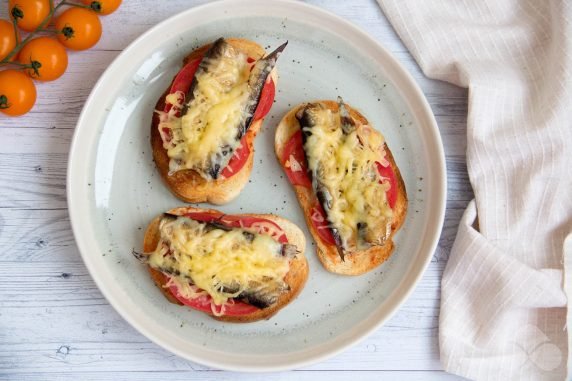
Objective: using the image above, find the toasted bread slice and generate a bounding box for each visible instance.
[142,206,308,322]
[151,38,279,204]
[275,101,407,275]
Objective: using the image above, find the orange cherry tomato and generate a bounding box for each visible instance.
[9,0,50,32]
[81,0,122,15]
[0,19,17,61]
[0,69,37,116]
[18,37,68,81]
[55,7,102,51]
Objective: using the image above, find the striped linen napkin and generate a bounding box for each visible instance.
[376,1,572,380]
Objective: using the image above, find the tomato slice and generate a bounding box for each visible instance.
[183,210,223,223]
[280,132,334,244]
[218,214,288,244]
[164,56,202,115]
[309,202,337,245]
[375,162,398,209]
[252,78,275,121]
[220,135,250,178]
[281,130,312,187]
[184,211,288,244]
[169,282,259,316]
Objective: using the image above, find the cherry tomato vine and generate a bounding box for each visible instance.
[0,0,121,116]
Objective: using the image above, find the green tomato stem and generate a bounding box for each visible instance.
[60,1,94,10]
[89,1,103,13]
[4,61,28,68]
[41,28,65,35]
[11,14,19,46]
[0,95,9,110]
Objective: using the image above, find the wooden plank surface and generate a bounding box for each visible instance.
[0,0,470,380]
[2,371,462,381]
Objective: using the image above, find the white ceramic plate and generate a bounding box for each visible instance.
[67,0,446,372]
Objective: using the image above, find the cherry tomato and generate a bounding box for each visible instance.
[0,69,37,116]
[9,0,50,32]
[55,7,102,51]
[0,19,17,61]
[18,37,68,81]
[81,0,122,15]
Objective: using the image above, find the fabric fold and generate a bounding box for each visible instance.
[376,0,572,379]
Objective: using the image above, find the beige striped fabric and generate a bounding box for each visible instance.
[376,1,572,380]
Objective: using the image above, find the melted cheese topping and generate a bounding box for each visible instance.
[158,46,255,177]
[302,106,393,250]
[148,217,290,307]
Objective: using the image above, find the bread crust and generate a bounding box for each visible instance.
[274,101,407,275]
[142,206,308,323]
[151,38,278,205]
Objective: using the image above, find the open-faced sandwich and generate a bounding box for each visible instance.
[133,207,308,322]
[152,38,287,204]
[275,98,407,275]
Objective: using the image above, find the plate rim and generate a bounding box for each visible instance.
[67,0,446,372]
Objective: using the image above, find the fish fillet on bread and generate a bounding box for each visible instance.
[134,206,308,322]
[152,38,286,204]
[275,98,407,275]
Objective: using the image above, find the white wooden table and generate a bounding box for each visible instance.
[0,1,470,379]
